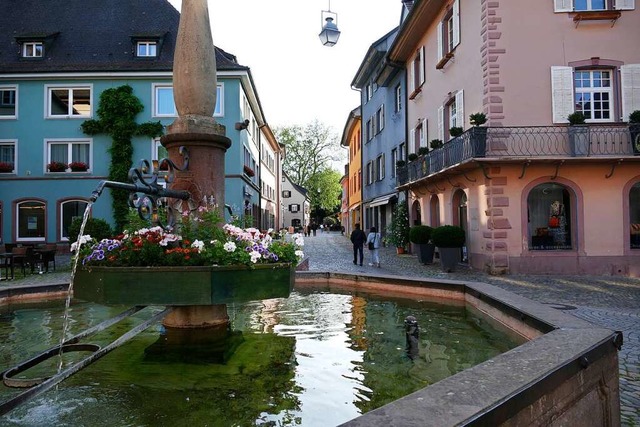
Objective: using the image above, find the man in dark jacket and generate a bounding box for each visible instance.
[350,223,367,266]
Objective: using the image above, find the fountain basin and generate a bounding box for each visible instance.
[73,263,294,306]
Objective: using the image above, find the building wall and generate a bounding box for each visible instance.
[346,118,362,234]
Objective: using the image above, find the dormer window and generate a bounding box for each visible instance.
[137,41,157,57]
[23,42,43,58]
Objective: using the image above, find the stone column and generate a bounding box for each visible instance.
[160,0,231,329]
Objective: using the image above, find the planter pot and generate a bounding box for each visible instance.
[438,247,461,272]
[568,126,589,156]
[71,168,88,172]
[396,247,406,255]
[630,124,640,155]
[471,127,487,158]
[73,263,294,306]
[417,243,435,264]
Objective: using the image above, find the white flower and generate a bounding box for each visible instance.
[159,233,181,247]
[249,250,261,263]
[294,236,305,247]
[223,241,236,252]
[191,239,205,253]
[70,234,93,252]
[295,250,304,259]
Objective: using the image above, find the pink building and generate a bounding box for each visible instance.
[390,0,640,275]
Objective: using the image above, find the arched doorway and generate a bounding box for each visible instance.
[452,189,468,263]
[411,200,421,225]
[429,195,440,227]
[527,182,574,250]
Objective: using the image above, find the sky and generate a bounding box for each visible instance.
[167,0,402,137]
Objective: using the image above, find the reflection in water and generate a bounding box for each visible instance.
[0,290,520,426]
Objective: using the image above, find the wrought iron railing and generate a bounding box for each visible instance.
[397,124,635,186]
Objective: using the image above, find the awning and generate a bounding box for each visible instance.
[368,194,397,208]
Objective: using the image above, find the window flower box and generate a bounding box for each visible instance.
[0,162,14,173]
[69,161,89,172]
[47,161,68,172]
[243,165,255,177]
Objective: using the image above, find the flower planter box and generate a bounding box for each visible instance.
[73,263,295,306]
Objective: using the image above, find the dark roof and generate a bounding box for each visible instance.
[0,0,246,74]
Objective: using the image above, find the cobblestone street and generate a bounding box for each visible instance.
[2,232,639,425]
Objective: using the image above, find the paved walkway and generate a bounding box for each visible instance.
[2,234,639,425]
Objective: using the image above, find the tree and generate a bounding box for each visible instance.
[306,168,342,214]
[81,85,163,232]
[275,120,343,190]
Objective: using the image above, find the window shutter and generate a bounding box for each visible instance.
[554,0,573,12]
[409,61,415,93]
[550,66,574,124]
[621,64,640,121]
[456,90,465,128]
[614,0,635,10]
[437,22,444,61]
[452,0,460,48]
[419,46,425,85]
[437,106,445,141]
[409,128,416,153]
[422,119,428,147]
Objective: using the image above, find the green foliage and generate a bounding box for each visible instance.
[409,225,433,244]
[430,139,444,149]
[68,217,113,244]
[306,168,342,212]
[567,112,586,125]
[386,203,410,248]
[396,160,406,168]
[469,112,487,126]
[449,127,464,137]
[323,216,336,226]
[407,153,418,162]
[417,146,429,156]
[81,85,165,232]
[628,110,640,124]
[431,225,466,248]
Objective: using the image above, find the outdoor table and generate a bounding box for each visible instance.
[33,248,55,273]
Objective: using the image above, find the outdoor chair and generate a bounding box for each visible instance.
[39,244,58,272]
[11,246,42,275]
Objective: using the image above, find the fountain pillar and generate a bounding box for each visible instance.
[160,0,232,329]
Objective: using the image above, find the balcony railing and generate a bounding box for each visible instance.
[397,124,636,187]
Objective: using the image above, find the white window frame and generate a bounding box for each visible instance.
[45,138,92,173]
[574,69,614,122]
[289,204,300,213]
[136,41,158,57]
[437,0,460,61]
[45,85,92,119]
[410,46,425,94]
[16,200,46,242]
[60,199,89,241]
[22,42,43,58]
[554,0,634,11]
[376,154,385,181]
[152,83,224,118]
[377,105,385,133]
[394,84,402,113]
[0,85,18,119]
[0,140,17,174]
[391,148,398,177]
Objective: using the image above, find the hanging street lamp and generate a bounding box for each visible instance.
[319,1,340,47]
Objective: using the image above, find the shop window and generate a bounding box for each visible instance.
[16,200,46,242]
[630,182,640,249]
[61,200,89,241]
[527,183,573,250]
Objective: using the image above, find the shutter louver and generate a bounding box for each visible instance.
[452,0,460,48]
[621,64,640,121]
[554,0,573,12]
[456,90,464,128]
[437,22,443,61]
[614,0,635,10]
[437,107,445,141]
[550,66,574,124]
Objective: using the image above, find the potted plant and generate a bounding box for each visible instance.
[449,126,464,138]
[47,161,68,172]
[409,225,435,264]
[469,112,488,157]
[417,146,429,156]
[429,139,444,171]
[69,161,89,172]
[386,202,410,254]
[430,139,443,149]
[567,111,589,156]
[628,110,640,155]
[395,160,406,168]
[407,153,418,162]
[0,161,14,173]
[431,225,465,272]
[243,165,255,177]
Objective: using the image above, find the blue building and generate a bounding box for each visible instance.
[351,27,406,235]
[0,0,279,248]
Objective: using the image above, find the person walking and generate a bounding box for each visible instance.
[366,226,382,267]
[350,223,367,266]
